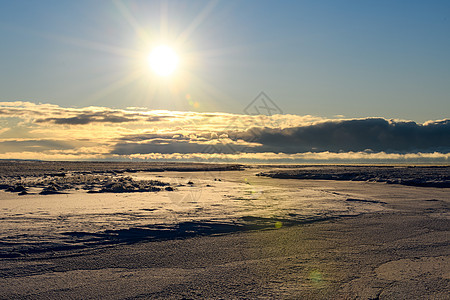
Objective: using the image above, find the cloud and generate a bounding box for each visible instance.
[35,112,138,125]
[226,118,450,153]
[0,139,74,153]
[126,151,450,163]
[0,101,177,125]
[0,101,449,162]
[114,118,450,156]
[35,112,174,125]
[112,138,255,155]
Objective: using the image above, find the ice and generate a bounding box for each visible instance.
[0,164,448,257]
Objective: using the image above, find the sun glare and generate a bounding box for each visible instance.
[148,45,179,77]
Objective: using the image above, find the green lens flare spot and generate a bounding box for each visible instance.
[275,221,282,229]
[309,270,323,283]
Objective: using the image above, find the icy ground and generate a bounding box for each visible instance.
[1,167,448,257]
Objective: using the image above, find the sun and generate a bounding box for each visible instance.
[147,45,179,77]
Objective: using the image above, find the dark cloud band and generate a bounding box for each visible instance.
[112,118,450,155]
[229,118,450,153]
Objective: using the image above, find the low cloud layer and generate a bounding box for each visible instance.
[35,113,138,125]
[0,139,74,154]
[0,101,448,163]
[228,118,450,153]
[112,118,450,155]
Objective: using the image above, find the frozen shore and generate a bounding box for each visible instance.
[0,162,449,298]
[258,165,450,188]
[1,211,448,299]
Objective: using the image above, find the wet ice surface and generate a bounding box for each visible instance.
[1,168,448,257]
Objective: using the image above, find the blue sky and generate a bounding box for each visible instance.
[0,1,449,162]
[1,0,449,121]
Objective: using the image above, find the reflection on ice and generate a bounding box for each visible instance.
[1,168,447,257]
